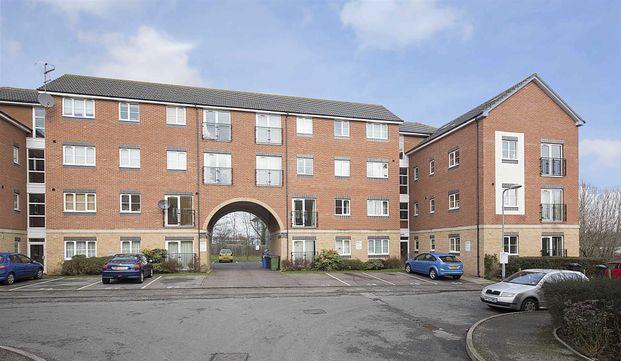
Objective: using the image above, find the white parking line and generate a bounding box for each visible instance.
[361,272,396,285]
[325,273,351,286]
[77,280,101,290]
[141,275,162,289]
[398,272,438,285]
[9,277,65,291]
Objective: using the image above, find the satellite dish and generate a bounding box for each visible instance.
[157,200,170,209]
[37,93,55,108]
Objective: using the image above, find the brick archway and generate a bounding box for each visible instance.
[204,197,285,236]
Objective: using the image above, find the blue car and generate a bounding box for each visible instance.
[0,252,44,285]
[405,252,464,280]
[101,254,153,284]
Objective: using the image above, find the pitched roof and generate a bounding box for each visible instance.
[0,87,39,104]
[399,121,437,135]
[40,74,403,123]
[407,73,585,154]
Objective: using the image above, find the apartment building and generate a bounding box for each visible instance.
[405,74,584,276]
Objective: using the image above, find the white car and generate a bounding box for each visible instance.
[480,269,588,311]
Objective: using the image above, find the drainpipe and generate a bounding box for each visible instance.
[284,113,290,260]
[476,110,488,277]
[195,106,203,271]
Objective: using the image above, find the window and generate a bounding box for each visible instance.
[367,199,389,217]
[167,150,187,170]
[414,202,419,216]
[64,192,96,212]
[367,161,388,179]
[63,145,96,166]
[62,98,94,118]
[119,148,140,168]
[13,146,19,164]
[399,135,405,159]
[256,155,282,186]
[541,236,564,256]
[368,238,389,256]
[165,195,193,226]
[429,159,435,175]
[204,153,232,185]
[334,120,350,137]
[449,149,460,168]
[541,143,564,176]
[366,122,388,140]
[120,194,141,213]
[292,198,316,227]
[28,193,45,227]
[541,189,564,222]
[297,157,313,176]
[502,139,517,160]
[256,113,282,144]
[503,188,518,208]
[64,239,96,259]
[166,106,186,125]
[335,198,350,216]
[399,168,408,194]
[336,238,351,256]
[504,235,519,255]
[449,192,460,210]
[429,197,435,213]
[14,238,20,253]
[203,110,231,141]
[119,102,139,122]
[296,117,313,135]
[121,239,141,253]
[334,159,350,177]
[33,107,45,138]
[28,149,44,183]
[449,236,461,253]
[13,192,19,211]
[400,202,408,221]
[414,236,419,252]
[413,166,419,180]
[430,235,436,251]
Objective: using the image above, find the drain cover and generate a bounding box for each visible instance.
[211,353,248,361]
[303,309,326,315]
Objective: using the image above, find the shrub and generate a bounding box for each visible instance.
[155,259,181,274]
[312,250,343,271]
[142,248,168,263]
[381,257,403,270]
[505,256,607,278]
[484,254,501,280]
[364,259,384,270]
[341,258,366,271]
[61,255,109,276]
[281,258,312,271]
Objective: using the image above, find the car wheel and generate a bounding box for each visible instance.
[102,278,110,284]
[521,298,539,312]
[429,269,438,280]
[405,264,412,273]
[34,268,43,280]
[4,273,15,285]
[138,271,144,284]
[452,275,461,280]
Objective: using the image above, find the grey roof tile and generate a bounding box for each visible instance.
[0,87,39,104]
[399,121,436,135]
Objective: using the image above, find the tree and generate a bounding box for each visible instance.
[579,182,621,258]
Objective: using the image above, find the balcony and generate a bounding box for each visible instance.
[540,203,567,222]
[540,157,566,177]
[203,122,231,141]
[290,251,316,262]
[256,126,282,145]
[291,211,317,228]
[540,249,568,257]
[256,169,282,186]
[165,208,195,227]
[165,252,197,270]
[204,166,232,185]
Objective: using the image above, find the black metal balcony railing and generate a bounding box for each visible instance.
[255,126,282,144]
[291,211,318,228]
[290,251,316,262]
[203,122,231,141]
[165,253,196,270]
[541,249,568,257]
[204,166,232,185]
[166,208,195,227]
[256,169,283,186]
[540,157,566,177]
[540,203,566,222]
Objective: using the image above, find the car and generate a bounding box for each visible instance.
[404,252,464,280]
[0,252,44,285]
[218,249,233,263]
[101,254,153,284]
[605,261,621,278]
[480,269,589,311]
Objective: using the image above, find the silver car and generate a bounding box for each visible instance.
[480,269,589,311]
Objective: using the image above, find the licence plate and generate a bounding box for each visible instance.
[483,296,497,303]
[112,266,127,270]
[449,265,459,269]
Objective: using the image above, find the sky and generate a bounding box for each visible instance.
[1,0,620,187]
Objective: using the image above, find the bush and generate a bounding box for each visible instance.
[543,279,621,360]
[364,259,384,270]
[381,257,403,270]
[61,255,109,276]
[154,259,181,274]
[312,250,343,271]
[341,258,366,270]
[484,254,501,280]
[142,248,167,263]
[281,258,312,271]
[484,255,608,280]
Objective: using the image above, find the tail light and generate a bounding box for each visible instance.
[0,265,7,270]
[102,264,109,270]
[132,264,141,270]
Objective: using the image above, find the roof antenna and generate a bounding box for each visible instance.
[34,61,55,108]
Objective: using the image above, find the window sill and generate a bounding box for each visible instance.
[119,120,140,124]
[164,225,195,228]
[63,116,95,121]
[367,215,389,218]
[120,167,140,171]
[367,177,389,181]
[297,174,314,177]
[203,138,232,143]
[256,184,283,188]
[368,254,389,258]
[64,212,96,216]
[335,214,351,218]
[448,208,460,213]
[334,136,350,140]
[167,123,187,128]
[540,174,564,178]
[338,255,352,258]
[256,142,283,146]
[167,169,187,172]
[63,164,96,168]
[366,138,389,142]
[448,165,459,170]
[120,212,141,216]
[335,176,351,179]
[204,182,233,186]
[296,133,313,137]
[502,159,518,164]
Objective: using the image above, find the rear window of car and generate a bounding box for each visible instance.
[111,256,139,262]
[505,271,546,286]
[440,256,460,263]
[220,249,232,254]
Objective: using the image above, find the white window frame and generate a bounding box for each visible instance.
[164,195,194,227]
[120,193,141,214]
[449,236,461,253]
[449,192,460,210]
[166,106,187,125]
[27,149,45,184]
[256,155,283,186]
[502,139,518,160]
[449,149,460,168]
[13,192,20,211]
[204,153,232,185]
[414,202,419,216]
[430,235,436,251]
[367,161,388,179]
[503,188,518,208]
[255,113,282,144]
[367,200,389,217]
[296,157,314,176]
[336,238,351,256]
[400,202,408,221]
[296,117,313,135]
[368,238,389,256]
[429,197,435,214]
[167,150,187,171]
[429,159,435,175]
[64,192,97,213]
[335,198,351,216]
[64,240,97,260]
[334,120,350,137]
[121,239,141,254]
[119,102,139,122]
[63,145,96,167]
[62,97,95,118]
[414,236,419,252]
[203,110,232,141]
[13,145,19,164]
[119,148,140,169]
[413,166,419,181]
[334,159,351,177]
[503,235,519,255]
[33,107,45,138]
[366,122,388,140]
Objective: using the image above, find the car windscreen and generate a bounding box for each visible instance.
[111,257,139,263]
[0,255,4,263]
[505,271,546,286]
[439,256,460,263]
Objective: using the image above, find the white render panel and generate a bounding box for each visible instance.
[495,131,525,215]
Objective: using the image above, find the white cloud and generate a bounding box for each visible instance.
[340,0,472,50]
[34,0,139,20]
[5,40,22,57]
[86,26,205,86]
[581,138,621,167]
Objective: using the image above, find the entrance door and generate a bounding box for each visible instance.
[30,244,44,266]
[400,242,408,260]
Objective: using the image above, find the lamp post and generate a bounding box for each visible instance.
[501,184,522,279]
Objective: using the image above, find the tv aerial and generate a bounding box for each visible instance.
[36,61,56,108]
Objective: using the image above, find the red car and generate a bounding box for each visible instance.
[605,262,621,278]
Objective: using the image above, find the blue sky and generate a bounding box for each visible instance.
[1,0,620,187]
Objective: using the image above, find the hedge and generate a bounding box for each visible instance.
[484,254,608,279]
[61,255,109,275]
[281,249,403,272]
